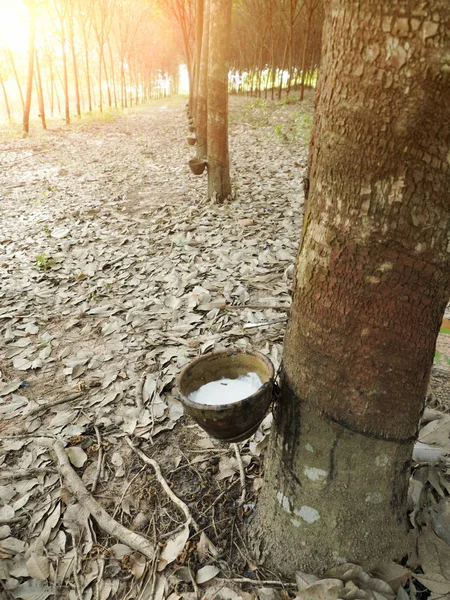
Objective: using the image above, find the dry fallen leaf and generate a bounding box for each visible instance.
[25,554,50,581]
[157,524,190,572]
[417,527,450,594]
[195,565,220,584]
[66,446,88,468]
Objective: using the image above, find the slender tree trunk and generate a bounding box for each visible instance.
[98,45,103,111]
[278,40,289,100]
[120,58,126,108]
[34,49,46,129]
[49,58,54,116]
[7,50,25,110]
[250,0,450,576]
[193,0,204,119]
[102,53,111,107]
[23,0,37,134]
[68,8,81,117]
[83,34,93,113]
[300,12,312,101]
[0,71,11,121]
[196,0,210,160]
[107,41,117,108]
[206,0,232,201]
[62,37,70,124]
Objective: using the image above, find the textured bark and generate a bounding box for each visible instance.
[206,0,232,201]
[34,50,46,130]
[193,0,204,118]
[23,0,36,135]
[0,71,11,121]
[251,0,450,575]
[196,0,210,160]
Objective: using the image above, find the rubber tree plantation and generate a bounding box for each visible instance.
[250,0,450,575]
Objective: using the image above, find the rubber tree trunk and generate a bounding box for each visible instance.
[206,0,232,201]
[8,50,24,110]
[250,0,450,576]
[193,0,204,119]
[61,25,70,125]
[23,0,36,135]
[34,50,46,130]
[68,5,81,117]
[82,30,93,113]
[196,0,210,160]
[0,71,11,120]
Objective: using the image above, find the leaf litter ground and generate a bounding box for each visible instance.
[0,94,450,600]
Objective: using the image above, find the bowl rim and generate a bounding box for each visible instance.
[177,348,275,412]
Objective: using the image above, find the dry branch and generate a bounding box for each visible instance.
[47,440,155,560]
[232,443,246,505]
[220,304,289,311]
[125,437,218,553]
[27,392,84,418]
[91,425,103,494]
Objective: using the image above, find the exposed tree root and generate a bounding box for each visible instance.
[232,443,247,505]
[125,436,218,553]
[46,440,155,560]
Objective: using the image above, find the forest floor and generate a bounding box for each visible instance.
[0,94,450,600]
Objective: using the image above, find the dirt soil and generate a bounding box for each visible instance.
[1,94,450,600]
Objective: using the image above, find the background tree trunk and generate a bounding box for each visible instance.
[196,0,210,160]
[206,0,232,201]
[250,0,450,576]
[193,0,204,119]
[23,0,37,134]
[34,49,46,129]
[0,71,11,121]
[7,49,25,111]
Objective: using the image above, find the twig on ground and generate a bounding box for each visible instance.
[215,578,297,588]
[95,558,105,600]
[0,579,15,600]
[125,437,218,553]
[27,392,84,418]
[0,515,28,525]
[135,373,145,409]
[243,317,288,330]
[91,425,103,494]
[189,561,200,598]
[45,439,155,560]
[0,433,55,439]
[148,547,161,600]
[71,535,83,600]
[125,437,191,522]
[220,304,288,311]
[0,467,54,480]
[111,467,146,520]
[232,443,247,505]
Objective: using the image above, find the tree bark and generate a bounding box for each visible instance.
[193,0,204,119]
[7,49,25,111]
[196,0,210,160]
[23,0,37,135]
[206,0,232,201]
[68,0,81,117]
[0,71,11,121]
[34,50,46,129]
[250,0,450,576]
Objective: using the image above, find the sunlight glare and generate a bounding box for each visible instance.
[0,0,29,55]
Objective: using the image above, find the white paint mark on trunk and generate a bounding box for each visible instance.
[294,505,320,523]
[375,455,391,467]
[304,467,328,481]
[365,492,384,504]
[276,491,291,514]
[305,443,314,453]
